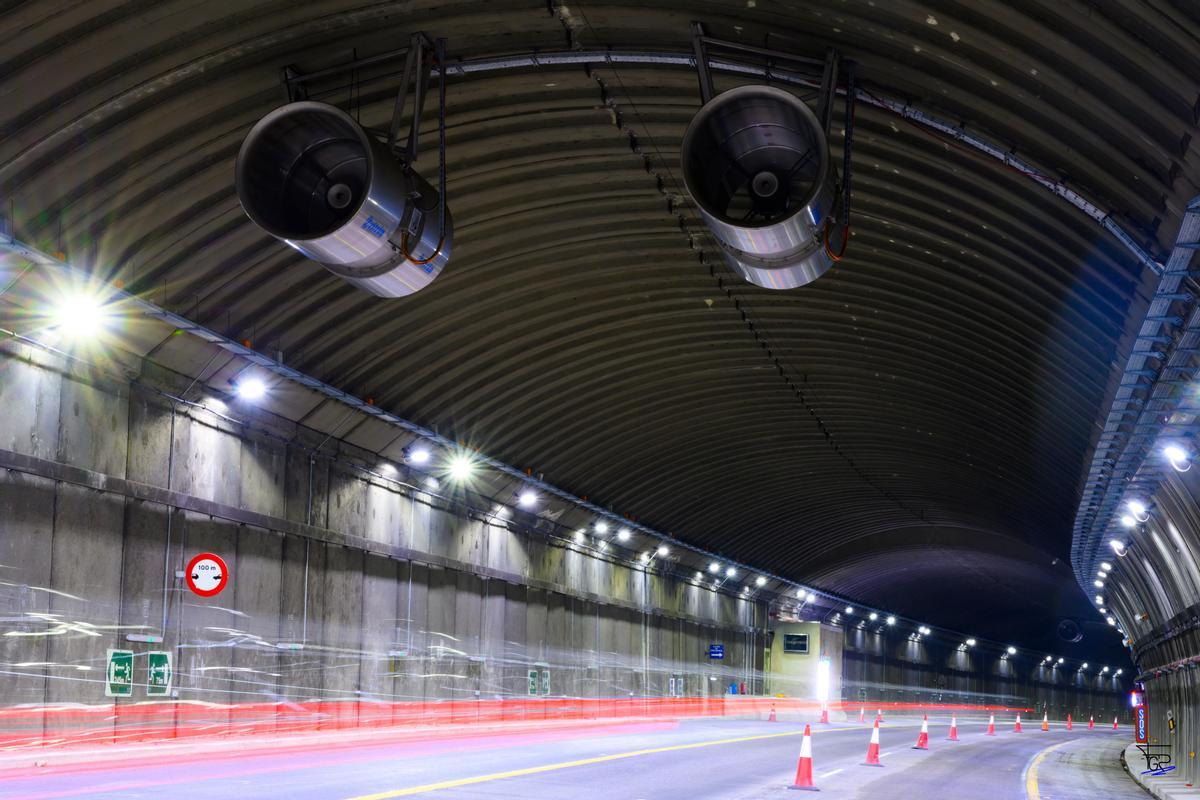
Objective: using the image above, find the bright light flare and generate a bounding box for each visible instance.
[236,377,267,401]
[52,291,111,338]
[1165,444,1191,472]
[448,454,476,482]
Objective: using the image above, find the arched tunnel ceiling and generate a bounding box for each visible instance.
[2,0,1198,661]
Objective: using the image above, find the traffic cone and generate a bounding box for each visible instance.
[1113,716,1119,730]
[862,718,883,766]
[913,714,930,750]
[819,703,830,724]
[1014,714,1022,733]
[1088,716,1094,731]
[789,724,819,791]
[769,704,777,723]
[986,714,995,736]
[1067,714,1073,731]
[1041,712,1049,732]
[948,715,959,741]
[859,707,865,723]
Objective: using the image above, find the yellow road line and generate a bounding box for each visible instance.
[344,728,814,799]
[1025,740,1072,799]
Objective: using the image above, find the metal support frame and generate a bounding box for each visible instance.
[1072,196,1200,591]
[275,32,450,263]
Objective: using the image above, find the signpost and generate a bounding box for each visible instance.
[528,669,539,696]
[540,669,550,696]
[105,649,134,697]
[146,651,172,696]
[185,552,229,597]
[708,644,724,660]
[1136,705,1148,743]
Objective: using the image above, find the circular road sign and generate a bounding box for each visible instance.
[185,553,229,597]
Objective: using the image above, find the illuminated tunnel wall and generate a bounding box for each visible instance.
[841,630,1127,721]
[0,340,764,745]
[0,338,1127,746]
[1102,466,1200,785]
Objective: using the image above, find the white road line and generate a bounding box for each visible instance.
[818,768,845,778]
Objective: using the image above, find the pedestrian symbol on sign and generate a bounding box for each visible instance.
[147,651,172,696]
[105,650,134,697]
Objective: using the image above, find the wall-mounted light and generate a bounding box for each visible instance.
[708,562,720,574]
[1164,443,1191,472]
[1100,562,1112,571]
[964,638,976,647]
[518,490,538,508]
[845,606,854,614]
[755,576,767,587]
[1006,646,1017,655]
[595,521,609,534]
[617,527,631,542]
[407,446,431,465]
[448,454,476,482]
[885,615,896,626]
[869,612,879,622]
[656,545,670,557]
[1127,500,1149,522]
[52,290,112,339]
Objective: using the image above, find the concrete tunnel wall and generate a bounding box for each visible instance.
[1101,465,1200,786]
[843,629,1127,721]
[0,340,764,742]
[0,337,1126,743]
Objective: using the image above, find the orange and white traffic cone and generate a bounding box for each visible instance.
[1113,716,1119,730]
[986,714,995,736]
[769,704,777,723]
[819,703,830,724]
[1088,715,1094,730]
[1067,714,1073,731]
[948,715,959,741]
[859,707,865,723]
[789,724,819,791]
[1041,712,1049,732]
[1014,714,1022,733]
[913,714,930,750]
[863,718,883,766]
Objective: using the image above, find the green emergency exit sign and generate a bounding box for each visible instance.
[105,649,134,697]
[146,651,172,696]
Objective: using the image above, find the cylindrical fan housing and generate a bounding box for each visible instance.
[682,85,840,290]
[236,101,451,298]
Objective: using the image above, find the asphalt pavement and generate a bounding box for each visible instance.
[0,716,1143,799]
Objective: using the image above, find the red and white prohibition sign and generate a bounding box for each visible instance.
[185,553,229,597]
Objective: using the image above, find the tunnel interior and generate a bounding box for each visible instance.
[0,2,1198,798]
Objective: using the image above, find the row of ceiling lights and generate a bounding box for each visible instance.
[45,289,1121,667]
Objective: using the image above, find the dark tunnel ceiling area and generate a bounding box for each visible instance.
[3,0,1200,665]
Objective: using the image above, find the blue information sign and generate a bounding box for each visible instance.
[709,644,724,660]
